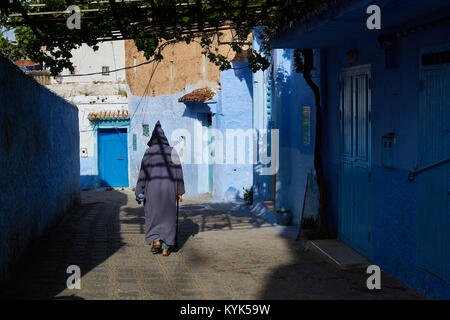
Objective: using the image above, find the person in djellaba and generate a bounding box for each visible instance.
[135,121,185,256]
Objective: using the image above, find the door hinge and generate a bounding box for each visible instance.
[368,231,371,242]
[368,111,371,122]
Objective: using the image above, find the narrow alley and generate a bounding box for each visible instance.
[1,189,422,300]
[3,0,450,304]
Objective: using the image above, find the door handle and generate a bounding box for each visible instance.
[117,158,124,160]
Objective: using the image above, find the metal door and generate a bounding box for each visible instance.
[98,128,129,187]
[417,58,450,283]
[339,65,371,256]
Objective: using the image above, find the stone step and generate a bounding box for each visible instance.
[309,239,370,269]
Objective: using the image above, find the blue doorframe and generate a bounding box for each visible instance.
[207,113,213,193]
[417,45,450,283]
[339,65,372,257]
[198,112,213,194]
[97,125,129,187]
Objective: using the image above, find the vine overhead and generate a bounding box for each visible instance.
[1,0,330,75]
[1,0,335,235]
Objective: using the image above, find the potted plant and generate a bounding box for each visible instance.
[276,207,292,226]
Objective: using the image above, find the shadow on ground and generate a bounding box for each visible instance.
[0,191,270,299]
[120,201,202,252]
[0,189,128,300]
[122,199,274,250]
[257,227,425,300]
[179,201,273,231]
[0,189,421,300]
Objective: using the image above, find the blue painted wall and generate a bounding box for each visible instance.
[271,49,317,226]
[128,63,253,200]
[214,62,254,200]
[272,2,450,298]
[322,15,450,300]
[0,54,80,283]
[128,90,215,198]
[251,29,272,202]
[80,157,97,189]
[252,28,317,226]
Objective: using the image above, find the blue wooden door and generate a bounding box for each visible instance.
[339,66,371,256]
[98,128,129,187]
[417,61,450,283]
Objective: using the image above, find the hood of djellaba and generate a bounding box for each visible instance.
[147,120,170,147]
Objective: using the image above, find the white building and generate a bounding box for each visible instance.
[47,41,130,189]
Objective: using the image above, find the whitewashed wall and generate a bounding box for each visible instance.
[50,40,126,84]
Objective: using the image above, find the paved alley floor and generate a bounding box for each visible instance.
[1,189,423,300]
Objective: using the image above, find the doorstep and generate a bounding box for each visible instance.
[309,239,371,269]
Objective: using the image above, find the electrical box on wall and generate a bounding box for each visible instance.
[382,133,395,169]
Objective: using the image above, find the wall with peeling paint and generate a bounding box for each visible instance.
[0,54,80,284]
[128,89,214,198]
[128,63,253,200]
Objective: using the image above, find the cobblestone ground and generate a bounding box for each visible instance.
[1,189,423,300]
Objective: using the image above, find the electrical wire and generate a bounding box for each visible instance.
[128,60,160,132]
[57,40,174,77]
[78,61,158,134]
[58,58,157,77]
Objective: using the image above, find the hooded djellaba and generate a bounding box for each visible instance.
[135,121,185,256]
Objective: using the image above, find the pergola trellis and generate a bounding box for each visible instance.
[4,1,267,42]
